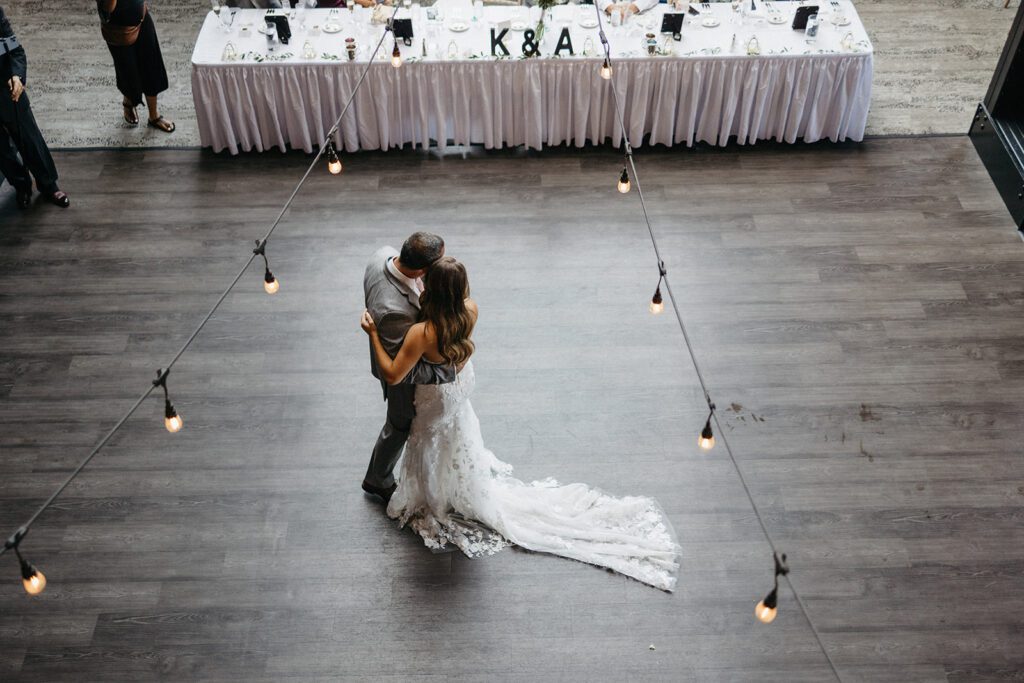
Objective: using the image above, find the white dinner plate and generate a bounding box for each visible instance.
[510,20,529,31]
[767,14,787,25]
[578,16,599,29]
[701,17,720,28]
[322,22,343,33]
[832,15,851,26]
[448,21,470,32]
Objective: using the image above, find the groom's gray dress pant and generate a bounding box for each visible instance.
[365,383,416,489]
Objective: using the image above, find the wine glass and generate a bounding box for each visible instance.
[265,21,279,52]
[219,5,235,33]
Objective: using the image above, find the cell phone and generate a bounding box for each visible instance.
[792,5,819,30]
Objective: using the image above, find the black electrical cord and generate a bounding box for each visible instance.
[594,6,841,680]
[0,3,402,560]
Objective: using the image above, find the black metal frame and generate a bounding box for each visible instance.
[969,3,1024,233]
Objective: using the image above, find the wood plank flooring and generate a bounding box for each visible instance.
[0,137,1022,681]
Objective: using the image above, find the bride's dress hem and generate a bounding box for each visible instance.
[385,360,681,593]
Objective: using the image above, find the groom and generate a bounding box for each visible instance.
[362,232,455,503]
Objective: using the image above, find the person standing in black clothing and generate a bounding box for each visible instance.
[97,0,174,133]
[0,5,69,209]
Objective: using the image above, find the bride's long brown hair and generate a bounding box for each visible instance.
[419,256,475,366]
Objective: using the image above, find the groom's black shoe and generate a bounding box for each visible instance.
[362,480,397,504]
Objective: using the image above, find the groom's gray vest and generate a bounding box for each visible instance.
[364,246,454,399]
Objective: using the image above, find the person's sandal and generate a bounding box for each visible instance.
[122,97,139,125]
[148,116,175,133]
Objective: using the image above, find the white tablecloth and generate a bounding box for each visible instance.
[191,1,873,154]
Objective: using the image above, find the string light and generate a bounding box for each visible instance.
[391,41,402,68]
[326,141,343,175]
[19,553,45,595]
[5,530,45,596]
[650,261,666,315]
[698,404,715,451]
[0,0,406,597]
[600,58,612,80]
[649,287,663,315]
[617,167,631,194]
[756,553,789,624]
[153,369,183,433]
[254,240,280,295]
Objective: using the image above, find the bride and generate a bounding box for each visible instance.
[360,256,680,591]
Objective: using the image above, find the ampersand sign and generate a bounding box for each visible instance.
[521,29,539,57]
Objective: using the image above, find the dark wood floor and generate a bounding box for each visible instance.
[0,138,1022,682]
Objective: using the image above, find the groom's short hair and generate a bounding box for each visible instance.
[400,232,445,270]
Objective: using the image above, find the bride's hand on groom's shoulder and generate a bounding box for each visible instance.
[360,310,377,336]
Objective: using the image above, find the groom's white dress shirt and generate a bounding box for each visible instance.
[387,256,424,297]
[597,0,660,15]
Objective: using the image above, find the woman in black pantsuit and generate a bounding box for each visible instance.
[97,0,174,133]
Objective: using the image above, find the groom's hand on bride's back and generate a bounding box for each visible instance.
[360,310,377,335]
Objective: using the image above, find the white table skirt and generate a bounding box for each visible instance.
[192,6,873,154]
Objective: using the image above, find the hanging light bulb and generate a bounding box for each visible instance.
[391,41,402,68]
[11,542,46,596]
[264,269,279,295]
[600,58,612,80]
[20,558,46,596]
[326,143,343,175]
[698,422,714,450]
[698,404,715,451]
[154,369,183,433]
[164,402,183,433]
[755,553,789,624]
[755,589,778,624]
[649,286,664,315]
[617,167,631,194]
[254,240,280,295]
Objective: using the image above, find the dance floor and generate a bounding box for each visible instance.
[0,137,1022,681]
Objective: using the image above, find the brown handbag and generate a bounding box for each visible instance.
[99,2,147,47]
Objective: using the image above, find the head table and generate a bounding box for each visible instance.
[191,0,872,154]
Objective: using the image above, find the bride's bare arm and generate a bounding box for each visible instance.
[361,311,430,385]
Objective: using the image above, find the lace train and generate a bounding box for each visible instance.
[386,361,681,591]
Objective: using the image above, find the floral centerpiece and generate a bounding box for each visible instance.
[535,0,558,44]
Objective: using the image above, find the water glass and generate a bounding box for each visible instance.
[804,14,819,43]
[213,2,232,33]
[265,21,278,52]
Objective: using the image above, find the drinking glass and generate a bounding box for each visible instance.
[265,21,278,52]
[804,14,819,43]
[219,5,235,32]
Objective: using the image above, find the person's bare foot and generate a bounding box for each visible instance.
[147,116,175,133]
[122,97,139,125]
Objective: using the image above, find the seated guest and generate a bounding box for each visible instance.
[0,5,69,208]
[226,1,376,7]
[598,0,658,19]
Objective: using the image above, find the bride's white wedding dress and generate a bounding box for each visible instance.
[386,360,681,591]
